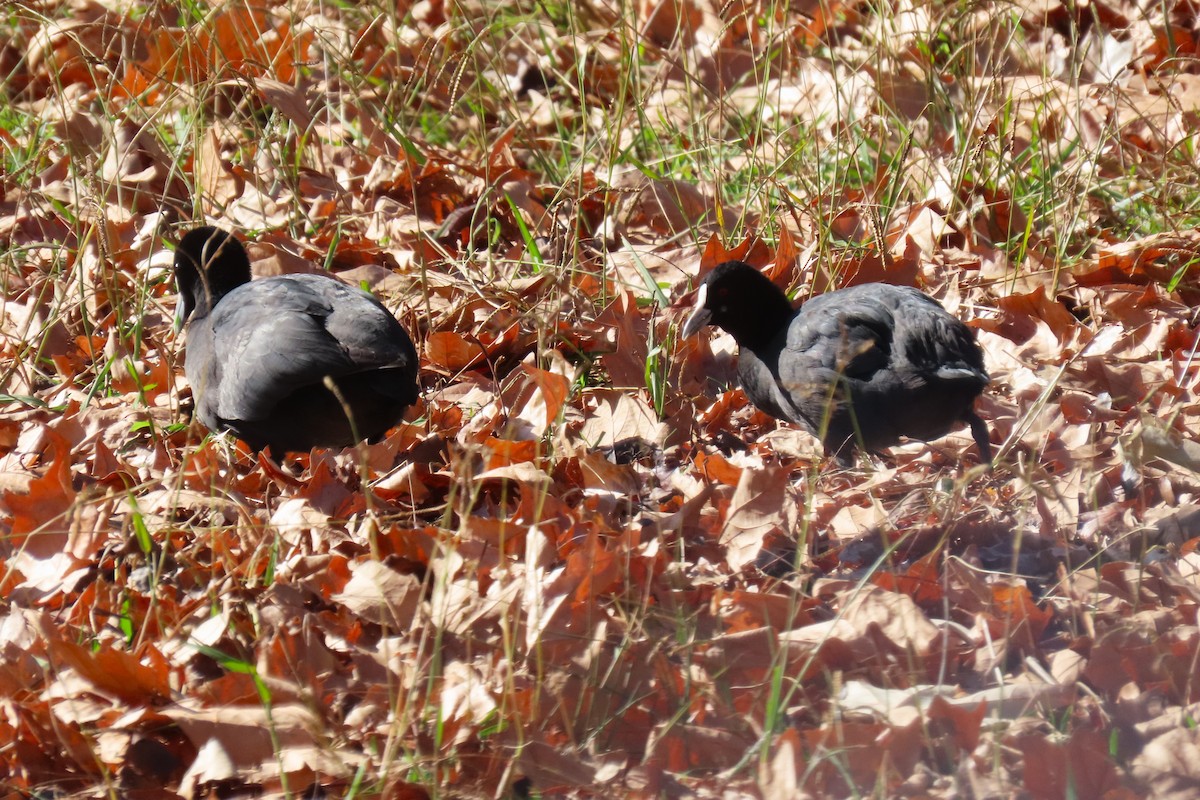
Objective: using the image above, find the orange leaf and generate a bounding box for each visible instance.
[2,432,74,558]
[484,436,539,469]
[872,548,943,604]
[991,583,1052,640]
[519,364,569,429]
[42,627,172,704]
[425,331,486,371]
[693,451,742,487]
[926,695,986,752]
[564,539,621,601]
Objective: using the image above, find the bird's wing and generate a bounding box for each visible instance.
[203,276,414,422]
[320,279,419,381]
[891,299,988,383]
[767,285,915,433]
[783,284,987,388]
[782,285,901,382]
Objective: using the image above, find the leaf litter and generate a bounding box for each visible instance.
[4,0,1200,796]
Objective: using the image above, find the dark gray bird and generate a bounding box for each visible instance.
[174,226,419,455]
[681,261,990,465]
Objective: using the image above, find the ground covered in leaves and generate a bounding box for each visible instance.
[4,0,1200,797]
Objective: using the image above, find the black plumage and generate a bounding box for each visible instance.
[681,261,991,464]
[174,226,419,455]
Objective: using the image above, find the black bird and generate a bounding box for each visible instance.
[174,226,419,455]
[681,261,990,465]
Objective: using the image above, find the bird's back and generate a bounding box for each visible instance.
[764,283,987,455]
[186,273,417,453]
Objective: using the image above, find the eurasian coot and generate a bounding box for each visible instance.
[681,261,990,464]
[174,226,419,455]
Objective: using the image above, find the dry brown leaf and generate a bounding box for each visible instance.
[195,124,243,211]
[1131,726,1200,799]
[798,718,923,794]
[40,619,171,704]
[476,461,554,487]
[8,0,1200,794]
[579,389,666,449]
[1,433,75,558]
[426,331,488,372]
[332,560,422,628]
[720,464,800,572]
[622,177,719,236]
[646,722,752,773]
[511,364,570,436]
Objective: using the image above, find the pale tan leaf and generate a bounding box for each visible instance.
[721,465,800,572]
[332,560,422,628]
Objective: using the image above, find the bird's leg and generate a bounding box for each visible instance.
[966,412,992,466]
